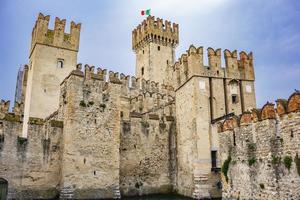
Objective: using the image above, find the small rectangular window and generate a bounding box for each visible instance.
[57,59,64,68]
[141,67,144,75]
[157,46,160,51]
[232,94,238,104]
[211,151,217,168]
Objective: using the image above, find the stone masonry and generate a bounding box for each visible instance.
[1,12,296,200]
[218,91,300,200]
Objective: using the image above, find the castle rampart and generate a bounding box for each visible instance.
[218,91,300,200]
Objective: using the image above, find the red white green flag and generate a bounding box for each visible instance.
[141,9,151,16]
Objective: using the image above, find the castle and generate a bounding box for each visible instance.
[0,13,299,200]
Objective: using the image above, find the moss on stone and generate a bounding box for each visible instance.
[50,120,63,128]
[248,157,257,166]
[4,113,21,122]
[222,155,231,182]
[17,136,28,145]
[283,156,293,170]
[29,117,44,125]
[272,155,281,165]
[79,100,87,107]
[247,142,256,151]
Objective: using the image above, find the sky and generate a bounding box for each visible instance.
[0,0,299,108]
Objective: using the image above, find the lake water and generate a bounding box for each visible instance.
[122,194,192,200]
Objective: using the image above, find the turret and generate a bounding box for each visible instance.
[30,13,81,55]
[132,16,179,51]
[22,13,81,138]
[133,16,179,85]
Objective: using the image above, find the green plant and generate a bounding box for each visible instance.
[79,100,87,107]
[18,136,28,145]
[283,156,293,170]
[272,155,281,165]
[280,138,284,145]
[141,120,150,128]
[248,157,257,166]
[259,183,265,189]
[221,155,231,182]
[295,154,300,176]
[248,143,256,151]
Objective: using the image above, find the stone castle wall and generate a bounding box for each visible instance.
[0,63,178,199]
[218,91,300,200]
[0,101,63,199]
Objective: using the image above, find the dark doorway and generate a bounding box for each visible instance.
[211,150,217,169]
[0,178,8,200]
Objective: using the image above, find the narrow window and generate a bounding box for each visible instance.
[157,46,160,51]
[57,59,64,68]
[142,50,144,54]
[167,60,169,64]
[232,94,238,104]
[233,131,236,146]
[141,67,144,75]
[211,151,217,168]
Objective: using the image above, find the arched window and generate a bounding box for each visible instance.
[57,59,64,68]
[0,178,8,200]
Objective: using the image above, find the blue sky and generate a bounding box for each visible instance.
[0,0,299,108]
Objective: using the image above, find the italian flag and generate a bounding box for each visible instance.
[141,9,151,16]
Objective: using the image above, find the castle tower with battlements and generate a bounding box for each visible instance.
[21,13,81,137]
[1,13,298,200]
[132,16,179,85]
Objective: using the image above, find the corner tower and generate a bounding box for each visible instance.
[132,16,179,84]
[22,13,81,137]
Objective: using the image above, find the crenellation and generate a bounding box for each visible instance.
[276,99,288,116]
[207,47,222,69]
[30,13,81,54]
[218,91,300,200]
[132,16,179,51]
[12,102,23,116]
[238,51,254,80]
[0,100,10,119]
[224,49,238,78]
[261,102,276,120]
[53,17,66,46]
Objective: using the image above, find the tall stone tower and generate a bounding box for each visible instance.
[132,16,179,85]
[22,13,81,137]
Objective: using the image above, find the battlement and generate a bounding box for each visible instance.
[30,13,81,55]
[218,91,300,132]
[132,16,179,51]
[172,45,254,88]
[0,100,10,118]
[62,64,175,95]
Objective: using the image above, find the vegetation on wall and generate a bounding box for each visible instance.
[283,156,293,170]
[248,157,257,166]
[272,155,281,165]
[222,155,231,182]
[247,142,256,151]
[79,100,87,107]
